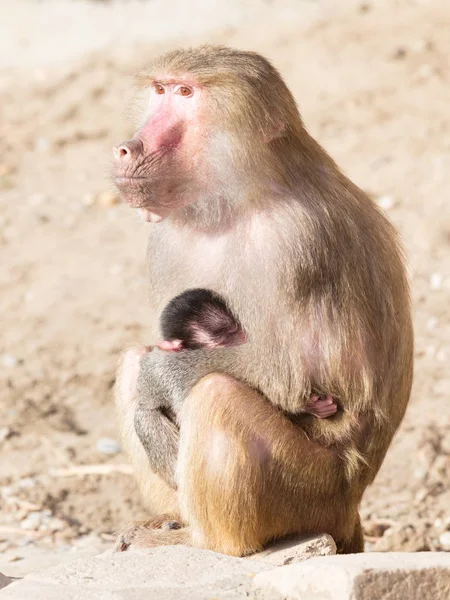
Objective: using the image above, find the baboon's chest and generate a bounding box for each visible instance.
[146,220,282,340]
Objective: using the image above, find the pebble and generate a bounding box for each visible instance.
[21,512,42,531]
[0,427,12,445]
[426,316,438,330]
[439,531,450,551]
[44,517,66,532]
[414,467,427,480]
[81,193,95,207]
[17,478,36,490]
[28,194,44,206]
[96,437,121,454]
[1,354,18,368]
[430,273,442,290]
[392,46,407,60]
[436,349,447,362]
[34,137,50,153]
[24,291,35,303]
[376,195,394,210]
[417,63,433,79]
[109,264,123,276]
[20,510,66,533]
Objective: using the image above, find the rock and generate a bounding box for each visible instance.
[96,437,121,454]
[430,272,443,290]
[252,533,336,566]
[439,531,450,551]
[34,137,50,153]
[0,546,275,600]
[81,193,95,207]
[20,512,43,531]
[253,552,450,599]
[376,194,395,210]
[0,354,18,368]
[0,574,16,591]
[0,427,12,445]
[3,547,450,599]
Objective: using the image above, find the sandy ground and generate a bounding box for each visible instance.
[1,0,449,576]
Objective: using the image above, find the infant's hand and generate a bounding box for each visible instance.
[156,340,184,352]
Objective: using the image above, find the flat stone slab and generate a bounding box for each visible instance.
[0,546,277,600]
[3,541,448,600]
[253,551,450,599]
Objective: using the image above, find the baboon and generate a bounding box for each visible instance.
[113,45,413,556]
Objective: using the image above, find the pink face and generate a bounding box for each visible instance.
[113,79,205,223]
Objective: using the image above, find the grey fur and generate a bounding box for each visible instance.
[135,347,245,487]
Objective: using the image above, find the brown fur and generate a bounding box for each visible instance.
[113,45,414,555]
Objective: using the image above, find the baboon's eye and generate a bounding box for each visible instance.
[176,86,193,97]
[154,83,165,95]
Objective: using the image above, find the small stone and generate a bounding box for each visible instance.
[21,512,43,531]
[427,316,438,330]
[96,438,121,454]
[392,46,407,60]
[376,195,394,210]
[430,273,443,290]
[0,427,12,445]
[439,532,450,551]
[417,63,433,79]
[81,193,95,207]
[43,517,66,533]
[34,137,50,153]
[17,478,36,489]
[28,194,44,206]
[96,191,120,207]
[411,39,427,53]
[1,354,18,368]
[108,264,123,276]
[414,466,427,480]
[436,349,447,362]
[0,573,15,590]
[24,291,35,303]
[1,486,12,497]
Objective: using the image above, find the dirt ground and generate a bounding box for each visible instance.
[1,0,449,575]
